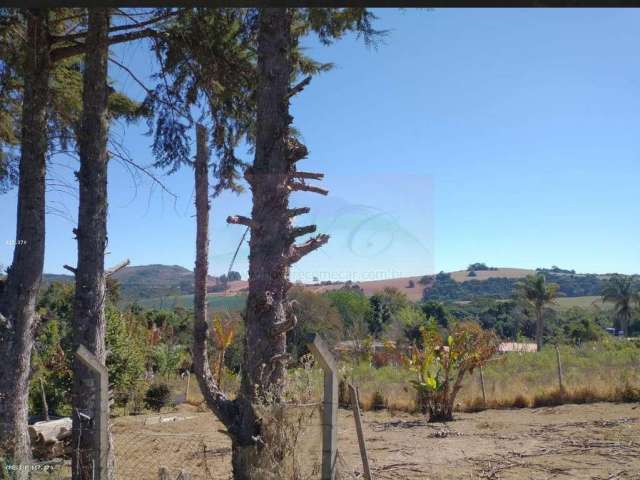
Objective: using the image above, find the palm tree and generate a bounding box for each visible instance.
[515,274,560,350]
[602,275,637,337]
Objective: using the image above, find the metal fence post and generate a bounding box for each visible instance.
[307,334,337,480]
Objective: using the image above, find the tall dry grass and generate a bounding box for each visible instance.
[342,339,640,413]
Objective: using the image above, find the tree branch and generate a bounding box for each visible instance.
[287,207,310,218]
[106,259,130,277]
[291,225,316,239]
[50,11,177,44]
[108,146,178,203]
[288,182,329,196]
[287,76,312,98]
[63,264,77,275]
[289,234,330,264]
[226,215,252,228]
[50,28,158,62]
[291,171,324,181]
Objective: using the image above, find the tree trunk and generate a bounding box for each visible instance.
[535,307,544,351]
[0,10,50,474]
[71,9,113,480]
[192,123,238,431]
[231,9,295,478]
[225,9,329,478]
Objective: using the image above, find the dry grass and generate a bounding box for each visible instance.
[341,340,640,416]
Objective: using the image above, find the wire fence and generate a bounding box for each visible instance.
[112,431,225,480]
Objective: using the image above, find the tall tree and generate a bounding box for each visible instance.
[515,274,560,350]
[0,9,175,468]
[150,8,380,478]
[0,9,50,471]
[192,122,239,435]
[602,274,637,337]
[70,9,113,480]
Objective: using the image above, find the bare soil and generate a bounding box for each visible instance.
[110,402,640,480]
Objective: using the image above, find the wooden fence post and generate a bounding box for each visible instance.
[307,334,337,480]
[76,345,110,480]
[39,377,50,421]
[479,366,487,407]
[555,345,564,392]
[185,371,191,403]
[348,384,372,480]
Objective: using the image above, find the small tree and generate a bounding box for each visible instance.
[602,274,637,337]
[211,315,236,387]
[515,274,560,350]
[403,322,498,422]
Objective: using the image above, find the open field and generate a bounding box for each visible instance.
[347,341,640,413]
[105,402,640,479]
[136,293,247,311]
[555,295,611,310]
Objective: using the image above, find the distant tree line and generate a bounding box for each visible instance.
[422,271,621,302]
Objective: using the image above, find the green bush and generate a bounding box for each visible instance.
[144,383,171,412]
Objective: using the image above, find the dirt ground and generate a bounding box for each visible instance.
[110,402,640,480]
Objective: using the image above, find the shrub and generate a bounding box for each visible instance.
[144,383,171,412]
[403,321,498,421]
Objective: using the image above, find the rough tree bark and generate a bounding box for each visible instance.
[226,8,329,479]
[192,123,238,431]
[0,9,50,474]
[70,9,114,480]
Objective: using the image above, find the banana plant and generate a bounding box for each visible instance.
[210,314,236,386]
[403,321,498,421]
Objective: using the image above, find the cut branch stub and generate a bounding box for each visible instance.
[291,225,317,239]
[289,182,329,196]
[291,171,324,181]
[287,207,311,217]
[63,264,77,275]
[289,234,330,264]
[286,138,308,163]
[226,215,252,228]
[288,75,312,98]
[106,258,130,277]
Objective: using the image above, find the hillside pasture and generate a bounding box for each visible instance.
[449,267,534,282]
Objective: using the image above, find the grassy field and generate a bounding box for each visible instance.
[135,293,247,311]
[169,339,639,417]
[342,339,640,412]
[554,295,610,310]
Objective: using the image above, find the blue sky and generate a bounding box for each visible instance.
[2,8,640,281]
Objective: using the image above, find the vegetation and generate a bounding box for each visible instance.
[144,383,171,412]
[402,322,498,421]
[602,274,639,336]
[424,271,610,302]
[515,274,560,349]
[467,262,497,272]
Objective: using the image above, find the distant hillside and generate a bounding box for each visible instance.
[31,263,636,306]
[40,264,227,303]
